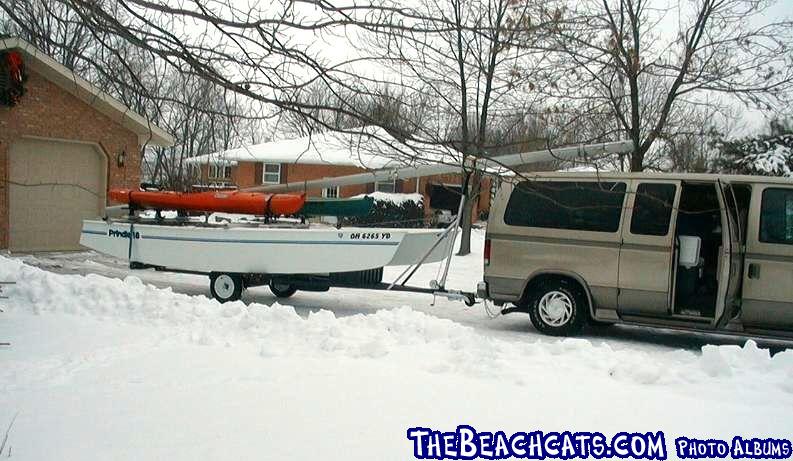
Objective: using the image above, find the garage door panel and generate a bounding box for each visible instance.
[9,139,107,252]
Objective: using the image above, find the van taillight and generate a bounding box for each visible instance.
[484,238,491,266]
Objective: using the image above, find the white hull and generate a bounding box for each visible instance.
[80,220,452,274]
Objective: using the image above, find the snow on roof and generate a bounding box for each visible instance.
[187,126,439,169]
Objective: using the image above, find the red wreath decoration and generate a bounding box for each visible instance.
[0,50,28,107]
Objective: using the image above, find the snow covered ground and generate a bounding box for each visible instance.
[2,228,793,460]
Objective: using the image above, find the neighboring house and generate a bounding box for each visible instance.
[187,128,491,220]
[0,37,173,251]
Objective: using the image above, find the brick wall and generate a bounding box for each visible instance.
[275,163,370,198]
[0,69,141,248]
[235,162,257,187]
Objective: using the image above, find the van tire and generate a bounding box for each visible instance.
[528,282,586,336]
[210,273,243,303]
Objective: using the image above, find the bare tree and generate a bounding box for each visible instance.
[143,72,259,190]
[534,0,793,171]
[352,0,555,254]
[0,0,96,71]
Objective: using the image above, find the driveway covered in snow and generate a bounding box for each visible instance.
[2,228,792,460]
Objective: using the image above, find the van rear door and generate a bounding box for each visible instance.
[741,185,793,331]
[617,180,681,316]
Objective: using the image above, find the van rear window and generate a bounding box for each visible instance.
[504,181,627,232]
[760,188,793,245]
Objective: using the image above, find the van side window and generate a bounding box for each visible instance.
[760,188,793,245]
[630,183,676,236]
[505,181,627,232]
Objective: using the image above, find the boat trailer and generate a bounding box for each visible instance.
[107,203,477,306]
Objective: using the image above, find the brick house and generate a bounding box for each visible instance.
[0,37,173,251]
[187,129,491,220]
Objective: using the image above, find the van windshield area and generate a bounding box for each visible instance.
[674,183,722,317]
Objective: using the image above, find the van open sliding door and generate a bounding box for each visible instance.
[715,180,745,328]
[617,180,681,316]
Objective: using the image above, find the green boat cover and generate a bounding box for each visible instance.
[301,196,374,217]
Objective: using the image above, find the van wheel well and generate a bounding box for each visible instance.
[520,274,590,313]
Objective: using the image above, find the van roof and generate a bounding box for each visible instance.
[509,171,793,185]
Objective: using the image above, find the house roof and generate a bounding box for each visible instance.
[187,126,459,170]
[1,37,174,147]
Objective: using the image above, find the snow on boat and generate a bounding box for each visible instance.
[109,189,306,216]
[80,219,453,275]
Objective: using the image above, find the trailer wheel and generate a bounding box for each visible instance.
[269,282,297,299]
[210,273,243,303]
[528,281,585,336]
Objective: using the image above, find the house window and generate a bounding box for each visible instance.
[375,179,396,193]
[209,164,232,179]
[323,186,339,198]
[262,163,281,184]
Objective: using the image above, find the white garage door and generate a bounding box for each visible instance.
[9,138,106,251]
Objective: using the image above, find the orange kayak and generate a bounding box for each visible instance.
[110,189,306,216]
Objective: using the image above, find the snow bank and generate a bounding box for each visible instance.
[0,254,469,357]
[2,254,792,393]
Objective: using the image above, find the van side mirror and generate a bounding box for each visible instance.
[678,235,702,268]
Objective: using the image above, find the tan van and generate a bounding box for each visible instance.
[478,172,793,338]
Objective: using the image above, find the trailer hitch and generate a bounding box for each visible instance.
[430,286,476,307]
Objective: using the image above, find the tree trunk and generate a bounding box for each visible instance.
[457,200,473,256]
[630,150,644,172]
[629,128,645,171]
[457,171,479,256]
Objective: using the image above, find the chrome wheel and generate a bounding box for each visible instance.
[213,274,236,300]
[538,290,573,327]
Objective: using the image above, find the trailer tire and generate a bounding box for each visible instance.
[269,282,297,299]
[210,273,243,303]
